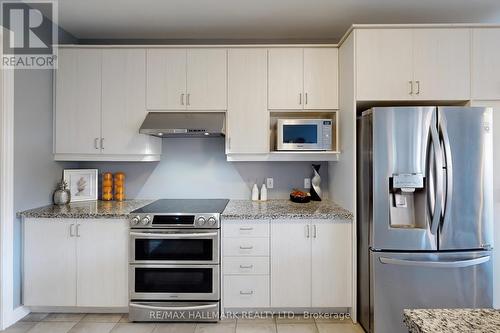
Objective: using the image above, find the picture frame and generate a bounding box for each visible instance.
[63,169,98,202]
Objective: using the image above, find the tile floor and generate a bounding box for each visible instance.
[3,313,365,333]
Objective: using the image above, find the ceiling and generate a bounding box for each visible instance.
[55,0,500,42]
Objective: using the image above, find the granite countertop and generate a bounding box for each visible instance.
[18,200,154,219]
[221,199,353,220]
[403,309,500,333]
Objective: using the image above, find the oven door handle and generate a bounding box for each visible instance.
[130,232,218,238]
[129,302,218,311]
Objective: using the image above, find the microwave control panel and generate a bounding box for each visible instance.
[322,120,332,150]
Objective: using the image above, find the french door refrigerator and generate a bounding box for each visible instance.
[357,107,493,333]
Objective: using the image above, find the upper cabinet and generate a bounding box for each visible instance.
[54,48,161,161]
[227,49,269,154]
[356,28,471,101]
[146,48,227,111]
[472,28,500,100]
[268,48,338,110]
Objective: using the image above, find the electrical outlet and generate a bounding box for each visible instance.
[304,178,311,189]
[266,178,274,189]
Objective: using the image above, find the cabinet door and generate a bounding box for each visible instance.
[146,49,187,110]
[23,219,76,306]
[356,29,414,101]
[55,49,101,154]
[76,219,128,307]
[227,49,269,154]
[304,48,339,109]
[268,48,304,109]
[413,28,471,100]
[186,49,227,110]
[472,28,500,99]
[271,220,311,307]
[311,221,352,307]
[101,49,161,155]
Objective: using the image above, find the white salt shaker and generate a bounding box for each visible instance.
[260,183,268,201]
[251,183,259,201]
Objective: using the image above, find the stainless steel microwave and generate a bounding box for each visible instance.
[277,119,332,151]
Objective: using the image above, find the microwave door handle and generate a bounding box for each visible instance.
[129,303,219,311]
[129,232,218,238]
[429,123,444,235]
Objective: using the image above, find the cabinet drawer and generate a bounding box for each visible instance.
[223,238,269,256]
[223,276,269,308]
[224,221,269,238]
[224,257,269,275]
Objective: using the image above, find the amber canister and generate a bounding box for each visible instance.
[102,172,113,201]
[114,172,126,201]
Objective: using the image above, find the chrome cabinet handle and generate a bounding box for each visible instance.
[100,138,104,150]
[239,290,254,295]
[181,93,185,105]
[305,225,310,238]
[94,138,99,150]
[409,81,413,95]
[76,224,81,237]
[239,245,254,250]
[239,226,254,231]
[305,92,308,105]
[299,93,302,105]
[69,224,75,237]
[186,93,190,106]
[313,225,317,238]
[416,81,420,95]
[239,264,254,269]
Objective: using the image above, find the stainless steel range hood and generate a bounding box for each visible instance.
[139,112,226,138]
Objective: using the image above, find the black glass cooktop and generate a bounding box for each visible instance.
[132,199,229,214]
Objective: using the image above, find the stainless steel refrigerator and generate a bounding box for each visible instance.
[357,107,494,333]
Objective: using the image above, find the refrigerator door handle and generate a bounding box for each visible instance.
[379,255,490,268]
[429,123,444,235]
[439,116,453,228]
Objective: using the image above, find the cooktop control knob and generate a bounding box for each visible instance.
[131,216,140,225]
[141,215,152,225]
[207,217,217,225]
[197,217,206,226]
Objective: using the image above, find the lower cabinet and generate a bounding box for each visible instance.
[23,218,128,307]
[270,219,352,308]
[222,218,352,310]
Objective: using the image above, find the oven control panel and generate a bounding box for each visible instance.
[129,213,220,228]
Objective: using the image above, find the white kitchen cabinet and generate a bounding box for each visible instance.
[268,48,339,110]
[311,222,352,307]
[76,219,129,307]
[146,48,227,111]
[146,49,187,110]
[55,48,102,154]
[101,49,161,155]
[270,219,352,308]
[223,275,270,308]
[23,218,128,308]
[472,28,500,100]
[413,29,470,100]
[55,47,161,161]
[303,48,339,109]
[271,220,311,307]
[24,219,77,306]
[227,49,269,154]
[356,28,470,101]
[268,48,304,109]
[356,29,414,101]
[186,49,227,110]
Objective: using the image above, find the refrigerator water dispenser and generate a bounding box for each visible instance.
[389,173,426,228]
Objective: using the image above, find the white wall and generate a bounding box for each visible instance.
[79,137,329,200]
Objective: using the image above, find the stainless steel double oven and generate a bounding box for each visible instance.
[128,199,228,322]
